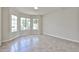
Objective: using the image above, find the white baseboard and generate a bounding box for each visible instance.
[44,33,79,43]
[2,35,20,43]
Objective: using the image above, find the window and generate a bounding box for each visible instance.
[26,18,30,29]
[20,17,30,30]
[33,19,39,30]
[21,17,26,30]
[11,15,17,32]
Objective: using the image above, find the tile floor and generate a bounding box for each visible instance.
[0,35,79,52]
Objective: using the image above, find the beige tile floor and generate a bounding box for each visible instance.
[0,35,79,52]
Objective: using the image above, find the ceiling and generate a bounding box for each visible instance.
[10,7,63,15]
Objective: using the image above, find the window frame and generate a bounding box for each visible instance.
[10,15,18,32]
[20,17,31,31]
[32,18,39,30]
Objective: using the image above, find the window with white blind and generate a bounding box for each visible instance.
[20,17,30,30]
[11,15,17,32]
[33,19,39,30]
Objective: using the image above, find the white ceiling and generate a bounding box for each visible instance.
[10,7,63,15]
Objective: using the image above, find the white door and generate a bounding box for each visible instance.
[0,7,2,46]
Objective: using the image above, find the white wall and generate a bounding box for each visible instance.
[2,7,10,42]
[43,8,79,42]
[0,7,2,45]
